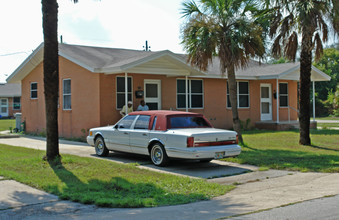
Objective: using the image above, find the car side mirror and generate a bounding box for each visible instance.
[114,124,119,129]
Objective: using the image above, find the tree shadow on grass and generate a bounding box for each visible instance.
[308,145,339,152]
[237,149,339,172]
[47,158,208,208]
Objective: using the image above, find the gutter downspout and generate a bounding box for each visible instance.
[185,75,188,112]
[276,78,279,123]
[313,81,315,122]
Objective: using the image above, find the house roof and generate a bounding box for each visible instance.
[6,43,330,83]
[198,58,330,81]
[0,83,21,97]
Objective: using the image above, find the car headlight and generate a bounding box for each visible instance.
[89,131,93,136]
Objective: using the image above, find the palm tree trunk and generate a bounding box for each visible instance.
[42,0,60,160]
[227,65,243,144]
[299,31,312,145]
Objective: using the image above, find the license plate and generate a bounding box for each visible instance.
[214,152,224,159]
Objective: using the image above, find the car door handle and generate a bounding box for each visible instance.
[124,132,129,135]
[142,133,147,136]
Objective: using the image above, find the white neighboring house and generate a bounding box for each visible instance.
[0,83,21,118]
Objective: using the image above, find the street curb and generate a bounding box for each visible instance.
[0,134,21,139]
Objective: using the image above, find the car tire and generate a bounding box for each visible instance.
[199,159,213,163]
[150,143,169,166]
[94,136,109,157]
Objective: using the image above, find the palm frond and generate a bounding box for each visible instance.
[284,31,298,61]
[314,32,323,61]
[181,0,201,18]
[272,35,282,58]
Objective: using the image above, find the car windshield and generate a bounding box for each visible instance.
[169,116,210,128]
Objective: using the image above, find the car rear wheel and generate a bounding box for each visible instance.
[150,143,169,166]
[199,159,213,163]
[94,136,109,157]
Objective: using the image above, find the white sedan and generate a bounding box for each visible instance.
[87,110,241,166]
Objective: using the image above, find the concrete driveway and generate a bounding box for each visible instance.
[1,136,339,219]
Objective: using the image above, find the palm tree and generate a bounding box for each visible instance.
[268,0,339,145]
[181,0,265,143]
[42,0,78,161]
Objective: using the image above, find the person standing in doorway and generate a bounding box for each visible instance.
[136,100,149,111]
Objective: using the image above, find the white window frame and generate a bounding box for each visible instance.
[30,82,38,99]
[279,82,289,108]
[227,81,250,108]
[63,79,72,110]
[176,79,204,109]
[116,76,133,110]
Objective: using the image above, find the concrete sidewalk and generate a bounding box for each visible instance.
[1,136,339,219]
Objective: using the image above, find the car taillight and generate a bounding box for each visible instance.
[236,135,239,144]
[187,137,194,147]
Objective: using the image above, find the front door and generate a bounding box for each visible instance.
[260,84,272,121]
[144,80,161,110]
[0,98,8,117]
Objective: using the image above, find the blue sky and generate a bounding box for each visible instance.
[0,0,185,83]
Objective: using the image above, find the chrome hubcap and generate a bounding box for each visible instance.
[96,140,103,154]
[152,146,163,165]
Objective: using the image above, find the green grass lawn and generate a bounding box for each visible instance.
[223,129,339,173]
[0,119,15,132]
[318,123,339,128]
[316,117,339,121]
[0,145,232,208]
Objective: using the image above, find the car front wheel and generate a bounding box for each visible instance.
[94,136,109,157]
[150,143,169,166]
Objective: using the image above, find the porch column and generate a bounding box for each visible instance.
[125,72,128,115]
[313,81,315,121]
[185,75,188,112]
[276,79,279,123]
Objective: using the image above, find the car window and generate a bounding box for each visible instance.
[117,115,137,129]
[169,116,210,128]
[151,116,157,130]
[134,115,151,130]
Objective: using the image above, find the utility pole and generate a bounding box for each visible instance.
[143,40,151,51]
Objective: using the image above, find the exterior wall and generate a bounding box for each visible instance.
[0,97,21,118]
[7,97,21,117]
[21,58,299,138]
[21,62,46,134]
[59,57,101,138]
[21,57,101,138]
[98,74,299,131]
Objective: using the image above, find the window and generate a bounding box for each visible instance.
[279,83,288,107]
[227,82,249,108]
[13,97,21,110]
[134,115,151,130]
[30,82,38,99]
[116,76,132,109]
[177,79,203,109]
[169,116,210,129]
[151,116,157,130]
[63,79,71,110]
[117,115,137,129]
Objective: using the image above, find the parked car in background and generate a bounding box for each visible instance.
[87,110,241,166]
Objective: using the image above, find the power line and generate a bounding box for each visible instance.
[0,51,30,57]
